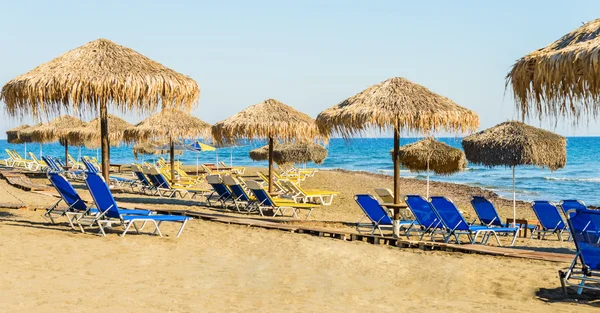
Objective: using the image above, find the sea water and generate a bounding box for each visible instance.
[1,137,598,205]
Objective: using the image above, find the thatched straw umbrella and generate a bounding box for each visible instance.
[462,121,566,224]
[390,137,466,198]
[212,99,320,193]
[316,77,479,236]
[68,114,133,149]
[507,19,600,121]
[124,108,211,183]
[0,38,200,181]
[28,115,86,166]
[16,123,45,158]
[249,142,328,165]
[6,124,32,158]
[132,140,182,161]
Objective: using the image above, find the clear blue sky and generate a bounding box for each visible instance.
[1,0,600,137]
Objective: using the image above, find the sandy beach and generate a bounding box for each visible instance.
[0,167,597,312]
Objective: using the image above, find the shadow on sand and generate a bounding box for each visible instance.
[537,286,600,308]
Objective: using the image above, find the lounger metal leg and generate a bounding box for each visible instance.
[132,221,141,234]
[176,219,188,237]
[153,220,163,237]
[121,221,134,237]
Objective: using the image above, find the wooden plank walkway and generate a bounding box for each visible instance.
[28,188,575,264]
[0,170,52,191]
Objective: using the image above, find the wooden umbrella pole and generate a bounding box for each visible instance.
[392,124,401,237]
[64,138,69,167]
[100,102,110,181]
[393,125,400,203]
[268,136,274,194]
[170,137,176,184]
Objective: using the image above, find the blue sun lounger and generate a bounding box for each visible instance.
[430,196,519,246]
[46,172,152,231]
[404,195,447,241]
[559,200,588,219]
[43,156,62,172]
[530,201,568,241]
[84,171,191,237]
[470,196,537,232]
[559,209,600,295]
[131,165,154,194]
[82,158,136,187]
[206,175,234,207]
[354,194,417,236]
[222,175,255,213]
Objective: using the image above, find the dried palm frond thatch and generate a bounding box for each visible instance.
[123,108,211,143]
[124,108,210,182]
[212,99,320,193]
[29,115,86,143]
[132,140,182,160]
[316,77,479,138]
[211,99,319,144]
[0,38,200,180]
[507,19,600,121]
[390,137,466,175]
[17,123,43,143]
[462,121,566,171]
[6,124,31,144]
[249,142,328,165]
[68,114,133,149]
[1,38,199,118]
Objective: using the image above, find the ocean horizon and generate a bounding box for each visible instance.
[2,136,599,206]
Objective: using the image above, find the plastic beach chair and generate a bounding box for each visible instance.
[245,180,318,219]
[46,172,151,230]
[430,196,519,246]
[470,196,537,232]
[354,194,417,236]
[83,171,191,237]
[530,201,568,241]
[206,175,234,207]
[559,200,588,219]
[222,175,255,212]
[150,168,208,199]
[559,209,600,295]
[404,195,447,241]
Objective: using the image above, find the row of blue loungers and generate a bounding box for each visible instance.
[355,194,519,246]
[42,156,191,237]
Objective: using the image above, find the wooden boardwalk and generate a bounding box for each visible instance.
[0,169,52,192]
[28,188,575,264]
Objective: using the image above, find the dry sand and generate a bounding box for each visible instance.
[0,168,598,312]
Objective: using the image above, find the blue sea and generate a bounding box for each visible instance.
[1,137,599,206]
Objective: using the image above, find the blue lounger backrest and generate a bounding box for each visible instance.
[354,194,393,226]
[568,209,600,270]
[210,183,232,199]
[84,172,121,219]
[43,156,61,172]
[82,159,98,173]
[48,172,88,211]
[147,173,164,188]
[134,170,151,186]
[228,184,250,202]
[250,186,274,206]
[430,196,470,231]
[55,158,66,168]
[405,195,442,229]
[154,173,173,189]
[470,196,502,226]
[560,200,588,218]
[531,201,567,230]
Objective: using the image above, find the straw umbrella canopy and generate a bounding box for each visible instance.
[462,121,567,224]
[507,19,600,121]
[212,99,320,193]
[16,123,45,157]
[250,142,328,165]
[132,140,182,160]
[28,115,86,166]
[0,38,200,181]
[124,108,211,183]
[6,124,31,144]
[390,137,466,198]
[68,114,133,149]
[317,77,478,195]
[317,77,479,236]
[6,124,32,158]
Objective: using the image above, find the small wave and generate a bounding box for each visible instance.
[544,177,600,183]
